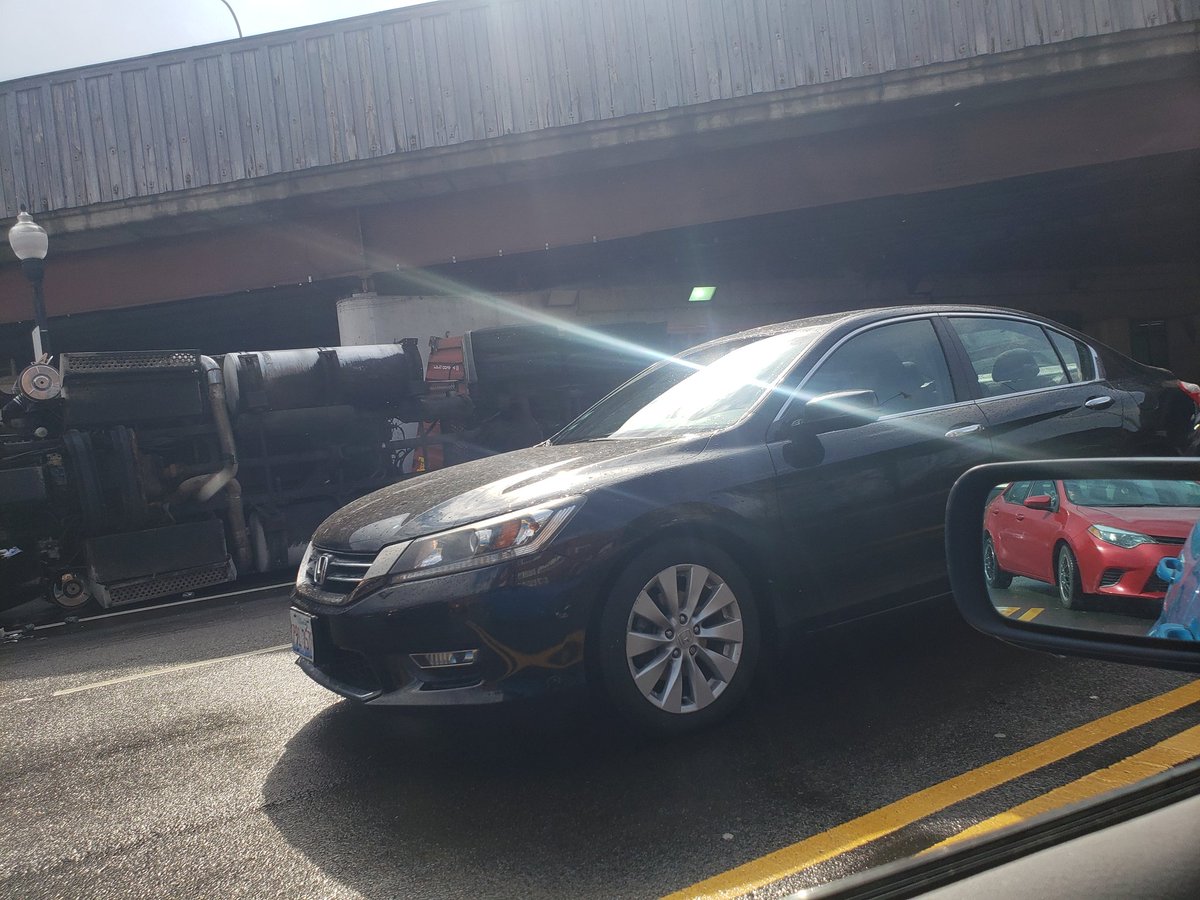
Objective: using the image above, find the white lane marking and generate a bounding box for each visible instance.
[50,644,292,697]
[17,582,293,632]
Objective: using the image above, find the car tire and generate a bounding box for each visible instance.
[594,539,761,736]
[1056,544,1085,610]
[982,534,1013,590]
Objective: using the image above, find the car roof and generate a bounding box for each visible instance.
[685,303,1059,353]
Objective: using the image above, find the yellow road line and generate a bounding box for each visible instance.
[930,722,1200,850]
[996,607,1018,617]
[51,644,292,697]
[1018,607,1044,622]
[664,679,1200,900]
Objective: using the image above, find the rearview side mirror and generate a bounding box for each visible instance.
[792,389,880,437]
[1023,495,1054,511]
[946,458,1200,672]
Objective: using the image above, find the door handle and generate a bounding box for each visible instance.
[945,424,985,439]
[1084,395,1115,410]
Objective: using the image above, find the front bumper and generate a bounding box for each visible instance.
[290,549,603,706]
[1079,539,1179,602]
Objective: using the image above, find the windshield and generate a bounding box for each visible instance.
[1063,479,1200,508]
[552,327,827,442]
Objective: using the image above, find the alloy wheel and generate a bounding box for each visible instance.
[983,540,998,582]
[624,564,744,714]
[1058,548,1077,608]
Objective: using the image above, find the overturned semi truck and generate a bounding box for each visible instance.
[0,342,470,613]
[0,321,665,614]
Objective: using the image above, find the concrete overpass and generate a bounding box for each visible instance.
[1,0,1198,376]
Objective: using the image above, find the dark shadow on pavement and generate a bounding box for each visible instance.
[258,600,1178,900]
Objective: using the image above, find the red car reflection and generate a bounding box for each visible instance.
[983,479,1200,610]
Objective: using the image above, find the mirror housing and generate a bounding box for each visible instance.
[946,458,1200,673]
[1023,494,1054,511]
[792,389,879,437]
[1158,556,1184,586]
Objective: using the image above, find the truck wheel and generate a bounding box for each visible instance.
[595,540,760,735]
[48,573,92,611]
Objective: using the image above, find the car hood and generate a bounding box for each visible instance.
[1085,506,1200,539]
[312,437,704,552]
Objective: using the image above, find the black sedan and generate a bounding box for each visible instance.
[291,305,1195,733]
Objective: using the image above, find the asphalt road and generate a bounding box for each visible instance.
[2,590,1197,900]
[990,575,1162,636]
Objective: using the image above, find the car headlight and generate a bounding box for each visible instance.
[1087,524,1155,549]
[366,496,585,583]
[295,542,315,589]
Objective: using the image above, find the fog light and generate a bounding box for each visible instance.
[410,649,478,669]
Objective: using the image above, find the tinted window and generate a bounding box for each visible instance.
[1004,482,1032,503]
[802,319,954,415]
[1063,479,1200,508]
[1048,330,1096,382]
[1027,480,1058,503]
[950,318,1069,397]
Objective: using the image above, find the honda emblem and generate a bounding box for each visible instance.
[312,552,331,586]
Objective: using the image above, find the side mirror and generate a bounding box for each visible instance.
[1023,494,1054,511]
[946,458,1200,672]
[792,389,879,437]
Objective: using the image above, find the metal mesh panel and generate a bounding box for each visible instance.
[63,351,201,374]
[106,562,231,606]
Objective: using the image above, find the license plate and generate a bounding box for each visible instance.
[290,608,315,662]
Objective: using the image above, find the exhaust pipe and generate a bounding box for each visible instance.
[171,357,251,571]
[197,356,238,503]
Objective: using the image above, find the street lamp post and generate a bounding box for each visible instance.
[7,205,50,360]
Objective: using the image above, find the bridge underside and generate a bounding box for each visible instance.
[1,46,1197,379]
[3,145,1195,378]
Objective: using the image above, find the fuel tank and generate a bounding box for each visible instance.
[222,342,424,417]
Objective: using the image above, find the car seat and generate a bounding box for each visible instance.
[990,349,1042,394]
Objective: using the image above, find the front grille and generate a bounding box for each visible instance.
[1152,535,1186,545]
[308,548,376,596]
[1099,568,1125,588]
[1144,574,1170,595]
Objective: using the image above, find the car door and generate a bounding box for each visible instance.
[1004,478,1063,580]
[768,317,991,616]
[944,316,1131,459]
[988,481,1030,574]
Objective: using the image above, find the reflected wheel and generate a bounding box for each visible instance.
[983,534,1013,589]
[1056,545,1084,610]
